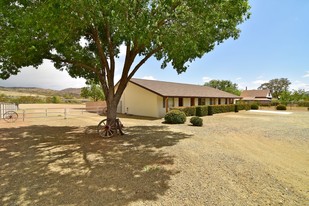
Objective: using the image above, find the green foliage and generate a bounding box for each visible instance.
[164,110,186,124]
[81,82,105,101]
[11,96,45,104]
[250,104,259,110]
[0,93,9,102]
[196,106,208,117]
[190,116,203,127]
[237,103,251,111]
[204,80,241,95]
[279,90,292,105]
[297,101,309,107]
[208,106,213,116]
[0,0,250,120]
[276,104,287,110]
[235,104,239,113]
[171,106,196,116]
[258,78,291,98]
[51,96,62,103]
[208,104,236,114]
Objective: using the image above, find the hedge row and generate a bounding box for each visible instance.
[171,104,251,117]
[297,101,309,107]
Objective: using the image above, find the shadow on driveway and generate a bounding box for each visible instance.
[0,125,190,205]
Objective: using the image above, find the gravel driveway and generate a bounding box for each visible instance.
[0,109,308,205]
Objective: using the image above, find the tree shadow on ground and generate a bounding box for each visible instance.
[0,125,190,205]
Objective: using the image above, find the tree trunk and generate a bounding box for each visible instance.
[106,97,118,121]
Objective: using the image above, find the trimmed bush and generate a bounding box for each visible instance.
[190,116,203,126]
[298,101,309,107]
[251,104,259,110]
[235,104,239,113]
[170,106,196,116]
[196,106,208,116]
[164,110,186,124]
[207,104,236,115]
[208,106,213,116]
[237,103,251,111]
[276,104,287,110]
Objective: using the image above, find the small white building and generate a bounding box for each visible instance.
[117,78,240,118]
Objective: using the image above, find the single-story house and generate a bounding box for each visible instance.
[117,78,240,118]
[240,89,272,104]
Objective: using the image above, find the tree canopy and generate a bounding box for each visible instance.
[0,0,250,120]
[258,78,291,98]
[204,79,241,95]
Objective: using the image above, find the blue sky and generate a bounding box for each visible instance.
[1,0,308,91]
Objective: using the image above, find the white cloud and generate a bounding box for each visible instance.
[303,71,309,78]
[252,79,267,85]
[235,77,242,81]
[290,80,309,91]
[202,76,212,83]
[0,60,86,90]
[142,76,156,80]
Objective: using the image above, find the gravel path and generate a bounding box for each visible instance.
[0,109,308,205]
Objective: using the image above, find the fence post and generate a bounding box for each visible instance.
[45,109,48,117]
[64,108,67,119]
[23,110,25,122]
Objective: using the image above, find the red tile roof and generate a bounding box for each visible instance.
[130,78,240,98]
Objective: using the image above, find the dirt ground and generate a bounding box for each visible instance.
[0,105,308,205]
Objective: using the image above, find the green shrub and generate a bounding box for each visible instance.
[164,110,186,124]
[180,106,196,116]
[196,106,208,116]
[251,104,259,110]
[237,103,251,111]
[276,104,287,110]
[207,104,236,115]
[170,107,196,116]
[190,116,203,126]
[271,99,280,106]
[208,106,213,116]
[235,104,239,112]
[297,101,309,107]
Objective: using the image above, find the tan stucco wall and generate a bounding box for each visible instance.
[120,82,160,117]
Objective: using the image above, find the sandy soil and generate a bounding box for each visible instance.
[0,106,308,205]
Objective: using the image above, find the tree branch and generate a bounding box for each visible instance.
[91,27,110,74]
[128,46,162,80]
[47,55,98,73]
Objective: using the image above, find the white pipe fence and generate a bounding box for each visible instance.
[12,106,106,121]
[0,102,18,119]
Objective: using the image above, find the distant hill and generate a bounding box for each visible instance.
[0,86,81,98]
[60,88,81,96]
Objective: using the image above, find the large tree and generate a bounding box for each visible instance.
[0,0,250,122]
[258,78,291,98]
[204,79,241,95]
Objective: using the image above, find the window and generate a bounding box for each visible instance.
[191,98,195,106]
[163,97,175,108]
[178,98,183,107]
[198,98,206,105]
